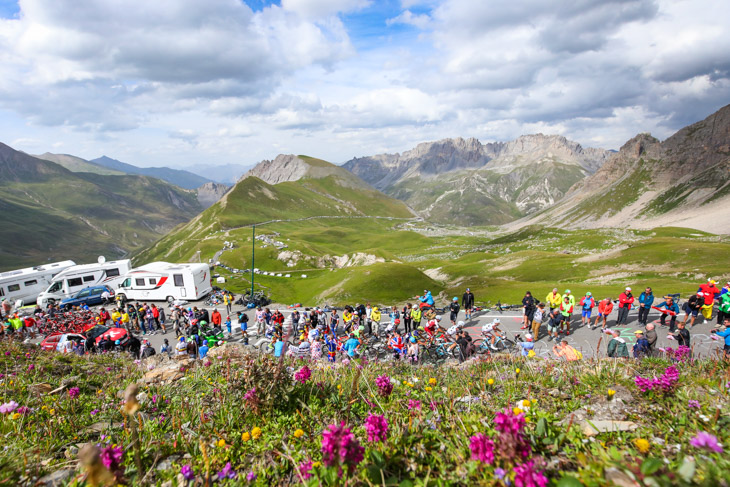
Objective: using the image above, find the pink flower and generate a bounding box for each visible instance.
[688,400,700,408]
[513,460,548,487]
[469,433,495,464]
[408,399,421,411]
[68,387,80,399]
[297,460,313,480]
[375,374,393,397]
[294,365,312,384]
[100,445,123,472]
[321,422,364,472]
[0,401,19,414]
[364,414,388,442]
[16,406,30,415]
[690,431,724,453]
[494,408,526,435]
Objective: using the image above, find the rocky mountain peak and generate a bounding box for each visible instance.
[196,182,230,209]
[242,154,310,185]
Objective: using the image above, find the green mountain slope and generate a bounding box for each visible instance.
[0,142,203,269]
[33,153,124,176]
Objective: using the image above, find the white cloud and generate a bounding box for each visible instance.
[281,0,371,19]
[386,10,431,29]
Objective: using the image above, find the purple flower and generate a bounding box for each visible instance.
[470,433,495,464]
[0,401,19,414]
[690,431,724,453]
[494,409,526,435]
[27,364,35,372]
[181,464,194,480]
[321,422,364,472]
[100,445,123,471]
[364,414,388,443]
[90,409,100,416]
[408,399,421,411]
[513,460,548,487]
[375,374,393,397]
[298,461,313,480]
[68,387,80,399]
[294,365,312,384]
[494,467,506,479]
[634,366,680,394]
[688,400,700,409]
[246,471,257,482]
[217,462,237,480]
[16,406,30,415]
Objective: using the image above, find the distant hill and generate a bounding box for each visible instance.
[92,155,213,190]
[343,135,611,225]
[513,104,730,233]
[0,143,203,269]
[33,153,124,176]
[136,154,413,263]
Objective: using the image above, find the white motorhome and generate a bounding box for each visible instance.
[116,262,212,302]
[36,258,132,307]
[0,260,76,306]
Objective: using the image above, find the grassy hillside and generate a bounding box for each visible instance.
[33,153,124,176]
[0,144,203,269]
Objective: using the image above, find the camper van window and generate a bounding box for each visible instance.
[149,278,157,285]
[68,278,83,287]
[24,280,38,286]
[174,274,184,287]
[135,278,145,286]
[121,278,131,288]
[8,284,20,292]
[83,275,95,282]
[0,288,4,296]
[106,268,120,278]
[48,281,62,293]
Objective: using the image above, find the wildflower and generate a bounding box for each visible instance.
[298,461,314,480]
[91,409,100,416]
[375,374,393,397]
[688,400,700,408]
[16,406,30,415]
[425,386,432,391]
[607,389,616,397]
[100,445,123,472]
[181,464,195,480]
[294,365,312,384]
[494,467,506,479]
[294,429,305,439]
[68,387,80,399]
[364,413,388,442]
[495,408,526,435]
[27,364,35,372]
[487,378,495,386]
[243,387,258,403]
[11,412,20,420]
[469,433,495,464]
[242,432,251,442]
[49,408,55,415]
[217,462,237,480]
[429,378,437,385]
[217,439,226,448]
[0,401,19,414]
[408,399,421,411]
[690,431,724,453]
[513,407,524,416]
[246,471,257,481]
[634,438,650,454]
[515,368,521,374]
[251,427,262,440]
[321,422,364,472]
[513,460,548,487]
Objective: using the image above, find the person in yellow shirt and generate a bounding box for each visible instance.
[111,308,122,326]
[370,307,381,337]
[121,310,130,331]
[545,288,562,312]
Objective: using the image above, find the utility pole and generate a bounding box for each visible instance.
[250,225,255,297]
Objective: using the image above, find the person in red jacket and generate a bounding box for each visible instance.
[99,308,111,325]
[698,279,720,324]
[211,309,222,327]
[593,298,614,330]
[616,287,634,326]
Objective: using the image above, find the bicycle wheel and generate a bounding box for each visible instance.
[451,344,461,360]
[257,340,273,355]
[472,339,489,355]
[501,339,517,353]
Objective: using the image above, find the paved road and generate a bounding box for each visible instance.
[116,300,724,360]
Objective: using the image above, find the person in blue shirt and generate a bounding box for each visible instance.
[198,340,209,359]
[343,334,360,357]
[519,333,535,357]
[712,318,730,357]
[417,290,434,308]
[655,295,680,331]
[637,287,655,326]
[225,316,232,335]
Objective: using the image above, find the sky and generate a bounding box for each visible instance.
[0,0,728,168]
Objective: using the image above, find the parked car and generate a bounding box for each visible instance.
[84,324,129,346]
[40,333,86,353]
[59,285,115,310]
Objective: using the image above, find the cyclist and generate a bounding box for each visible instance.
[424,315,443,342]
[446,321,465,354]
[481,318,504,350]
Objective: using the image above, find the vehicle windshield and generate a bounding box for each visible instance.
[47,281,62,293]
[85,325,110,340]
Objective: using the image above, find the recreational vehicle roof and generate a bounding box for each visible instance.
[131,262,207,273]
[0,260,76,282]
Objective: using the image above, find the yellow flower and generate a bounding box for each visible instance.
[242,432,251,442]
[634,438,650,454]
[513,407,523,415]
[217,439,226,448]
[429,378,437,385]
[531,399,537,405]
[425,386,432,392]
[49,408,55,415]
[522,400,531,407]
[608,389,616,397]
[337,385,342,390]
[468,382,473,386]
[487,378,495,386]
[293,429,305,439]
[515,368,520,374]
[403,380,408,385]
[11,413,20,420]
[251,427,262,440]
[312,462,321,468]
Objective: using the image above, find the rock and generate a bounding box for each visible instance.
[29,383,53,394]
[455,395,480,404]
[604,467,640,487]
[155,455,182,472]
[581,420,638,437]
[82,422,123,435]
[37,468,75,486]
[207,341,254,360]
[143,361,191,385]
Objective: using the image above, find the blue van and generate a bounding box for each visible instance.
[60,285,115,310]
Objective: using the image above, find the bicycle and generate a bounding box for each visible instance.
[472,332,516,354]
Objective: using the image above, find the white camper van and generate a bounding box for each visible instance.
[116,262,212,302]
[36,258,132,307]
[0,260,76,307]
